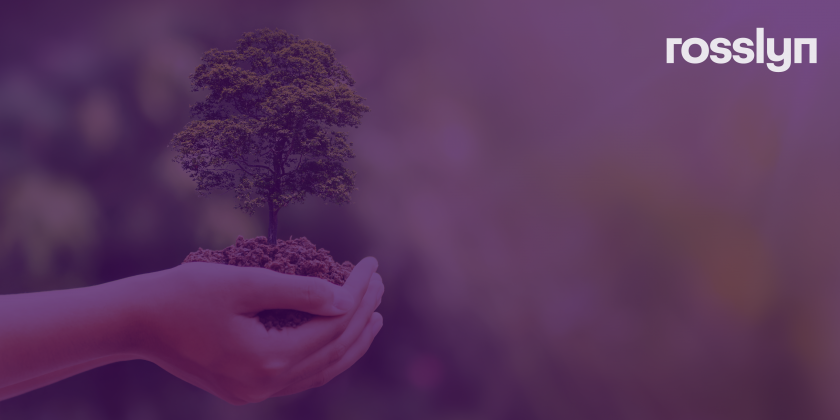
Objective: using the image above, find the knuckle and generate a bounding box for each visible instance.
[327,324,346,343]
[311,372,330,389]
[327,342,349,365]
[304,282,316,307]
[254,360,288,385]
[263,361,290,380]
[301,280,327,308]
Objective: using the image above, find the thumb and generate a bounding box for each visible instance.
[235,268,351,316]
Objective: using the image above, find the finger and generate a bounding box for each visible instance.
[272,270,381,366]
[233,267,350,316]
[273,312,383,397]
[278,273,383,384]
[341,257,379,306]
[372,273,383,310]
[262,257,378,355]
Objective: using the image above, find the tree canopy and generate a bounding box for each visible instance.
[171,28,369,243]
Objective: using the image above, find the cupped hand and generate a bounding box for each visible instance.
[122,257,384,405]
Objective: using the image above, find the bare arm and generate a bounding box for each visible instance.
[0,354,134,401]
[0,278,142,397]
[0,258,383,404]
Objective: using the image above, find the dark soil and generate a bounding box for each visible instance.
[183,235,353,331]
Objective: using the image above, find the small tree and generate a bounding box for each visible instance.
[171,28,369,244]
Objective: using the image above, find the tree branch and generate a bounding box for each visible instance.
[231,161,256,177]
[294,154,304,172]
[236,159,274,173]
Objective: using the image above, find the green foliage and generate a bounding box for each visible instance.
[171,28,368,240]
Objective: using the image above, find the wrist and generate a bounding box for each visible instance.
[0,277,149,389]
[72,278,145,360]
[104,270,169,362]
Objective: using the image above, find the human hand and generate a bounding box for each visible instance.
[123,257,384,405]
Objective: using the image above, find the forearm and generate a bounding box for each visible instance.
[0,278,144,394]
[0,354,136,401]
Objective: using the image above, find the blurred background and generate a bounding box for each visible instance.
[2,0,840,418]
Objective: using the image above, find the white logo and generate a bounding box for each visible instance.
[666,28,816,72]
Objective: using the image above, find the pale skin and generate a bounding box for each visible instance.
[0,257,384,404]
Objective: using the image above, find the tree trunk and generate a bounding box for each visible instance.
[268,200,279,244]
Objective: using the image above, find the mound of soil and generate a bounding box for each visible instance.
[183,235,354,331]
